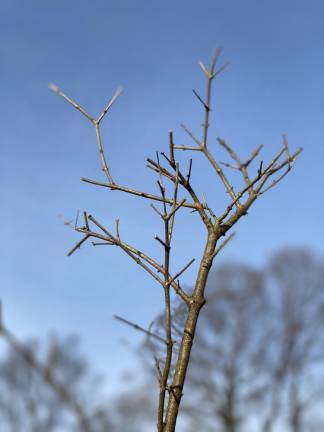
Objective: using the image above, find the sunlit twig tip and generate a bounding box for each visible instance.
[48,82,59,93]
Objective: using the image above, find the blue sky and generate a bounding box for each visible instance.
[1,0,323,390]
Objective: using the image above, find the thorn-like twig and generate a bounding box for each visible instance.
[192,89,209,111]
[155,236,170,250]
[186,159,193,184]
[169,130,175,165]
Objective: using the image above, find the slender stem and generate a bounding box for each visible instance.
[94,123,114,184]
[164,229,218,431]
[81,177,199,210]
[157,216,173,431]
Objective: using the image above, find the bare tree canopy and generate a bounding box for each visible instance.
[47,49,301,431]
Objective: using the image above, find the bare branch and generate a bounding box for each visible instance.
[217,137,253,195]
[168,258,196,287]
[173,145,202,152]
[212,232,236,258]
[150,203,164,218]
[83,211,89,231]
[49,83,94,123]
[96,86,123,124]
[87,215,163,274]
[94,123,114,183]
[198,60,211,78]
[192,89,209,111]
[155,235,170,250]
[81,177,199,210]
[67,235,90,257]
[113,314,166,344]
[180,123,202,147]
[186,159,193,184]
[166,198,187,221]
[91,241,114,246]
[218,145,303,225]
[213,60,230,77]
[244,144,264,168]
[169,164,180,242]
[169,130,175,165]
[202,146,241,208]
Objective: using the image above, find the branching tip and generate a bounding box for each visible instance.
[48,82,59,93]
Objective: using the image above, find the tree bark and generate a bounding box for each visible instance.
[164,229,217,431]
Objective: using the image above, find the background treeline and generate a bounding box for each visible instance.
[1,247,323,432]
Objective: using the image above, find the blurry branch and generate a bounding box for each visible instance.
[114,314,166,344]
[0,302,93,432]
[50,47,302,432]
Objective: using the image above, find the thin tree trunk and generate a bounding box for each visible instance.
[164,229,217,431]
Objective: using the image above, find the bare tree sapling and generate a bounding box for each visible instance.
[49,49,302,431]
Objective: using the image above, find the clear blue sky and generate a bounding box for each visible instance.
[1,0,323,389]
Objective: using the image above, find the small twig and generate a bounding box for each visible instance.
[212,232,236,258]
[159,153,213,228]
[219,161,239,170]
[157,179,167,216]
[155,235,170,250]
[243,144,264,168]
[168,258,196,286]
[96,87,123,124]
[169,130,175,165]
[217,137,252,194]
[67,235,90,257]
[186,159,193,184]
[180,124,202,147]
[154,354,163,380]
[198,61,211,78]
[257,161,264,178]
[94,123,114,184]
[49,83,94,123]
[192,89,209,111]
[169,164,180,241]
[81,177,198,209]
[115,218,120,240]
[213,61,230,77]
[113,315,166,344]
[202,146,241,208]
[75,210,80,230]
[166,198,187,221]
[173,145,202,152]
[258,166,292,195]
[83,211,89,231]
[150,203,164,218]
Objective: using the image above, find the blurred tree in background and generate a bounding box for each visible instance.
[1,247,323,431]
[0,335,113,432]
[141,248,324,432]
